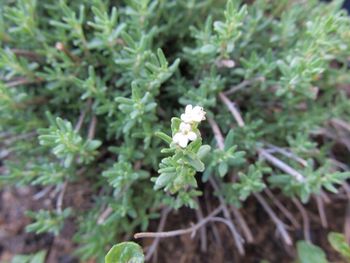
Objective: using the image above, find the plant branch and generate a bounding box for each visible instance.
[194,199,208,252]
[258,149,305,182]
[207,117,225,149]
[292,198,311,242]
[224,77,265,95]
[146,206,171,262]
[219,92,245,127]
[264,143,308,167]
[254,192,292,245]
[314,194,328,228]
[134,206,223,239]
[264,188,300,228]
[56,181,68,214]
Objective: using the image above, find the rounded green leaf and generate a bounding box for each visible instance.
[105,242,144,263]
[296,241,328,263]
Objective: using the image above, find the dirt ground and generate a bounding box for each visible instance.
[0,182,347,263]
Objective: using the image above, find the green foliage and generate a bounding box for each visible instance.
[105,242,144,263]
[296,241,328,263]
[39,117,101,167]
[223,162,270,206]
[11,250,47,263]
[154,115,210,207]
[1,0,350,261]
[25,208,72,235]
[328,232,350,262]
[203,130,245,181]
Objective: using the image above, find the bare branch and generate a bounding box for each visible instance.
[264,188,300,228]
[5,77,42,88]
[207,117,225,150]
[224,77,265,96]
[145,207,171,262]
[75,99,92,132]
[254,192,292,245]
[207,116,246,254]
[292,198,311,242]
[231,206,254,243]
[219,94,305,183]
[314,194,328,228]
[209,177,245,255]
[134,206,223,239]
[97,207,113,225]
[194,199,208,252]
[56,181,68,214]
[258,148,305,182]
[88,115,97,140]
[11,49,42,61]
[265,143,308,167]
[219,92,245,127]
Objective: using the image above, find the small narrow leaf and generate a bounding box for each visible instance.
[155,131,172,144]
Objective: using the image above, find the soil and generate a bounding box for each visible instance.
[0,182,348,263]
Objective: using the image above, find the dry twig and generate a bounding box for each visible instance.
[224,77,265,96]
[264,188,300,228]
[134,206,223,239]
[292,198,311,242]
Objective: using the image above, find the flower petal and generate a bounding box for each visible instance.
[185,104,193,113]
[179,122,191,132]
[173,132,182,143]
[187,131,197,141]
[178,135,189,148]
[181,113,192,123]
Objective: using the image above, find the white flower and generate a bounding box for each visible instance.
[181,105,206,123]
[173,122,197,148]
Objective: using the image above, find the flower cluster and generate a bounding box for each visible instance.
[173,105,206,148]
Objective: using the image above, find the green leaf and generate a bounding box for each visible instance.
[328,232,350,261]
[155,131,172,144]
[197,145,211,160]
[154,173,176,189]
[200,44,216,54]
[296,241,328,263]
[186,154,205,172]
[105,242,144,263]
[218,162,228,177]
[12,250,47,263]
[171,117,181,136]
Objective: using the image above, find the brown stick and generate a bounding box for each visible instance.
[254,192,292,245]
[11,49,42,61]
[219,92,245,127]
[265,143,308,167]
[264,188,300,228]
[219,94,305,182]
[134,206,222,239]
[97,207,113,225]
[5,77,43,88]
[55,42,81,63]
[207,117,225,149]
[194,200,208,252]
[231,206,254,243]
[314,194,328,228]
[224,77,265,95]
[146,207,171,262]
[88,115,97,140]
[258,149,305,182]
[207,117,246,254]
[56,181,68,213]
[74,99,92,132]
[292,198,311,242]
